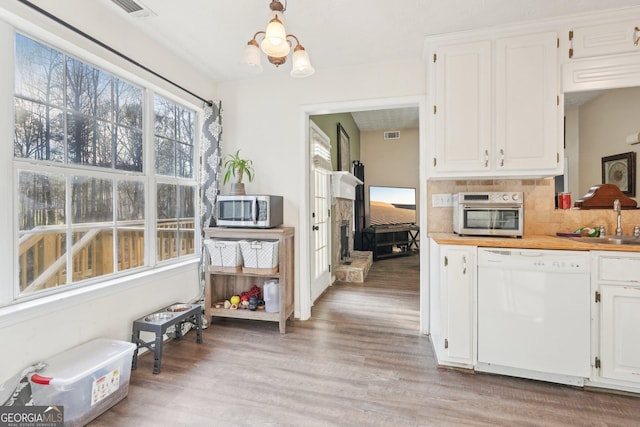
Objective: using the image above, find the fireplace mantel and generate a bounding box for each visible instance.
[331,171,363,200]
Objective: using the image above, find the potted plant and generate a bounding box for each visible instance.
[223,149,254,195]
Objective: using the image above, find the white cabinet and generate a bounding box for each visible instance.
[494,32,560,172]
[569,20,640,59]
[429,31,561,178]
[430,242,475,368]
[589,251,640,393]
[432,41,491,173]
[562,11,640,93]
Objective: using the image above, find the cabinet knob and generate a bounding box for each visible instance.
[312,225,319,231]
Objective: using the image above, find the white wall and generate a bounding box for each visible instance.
[0,1,214,386]
[0,0,427,385]
[216,60,426,318]
[564,108,580,199]
[361,128,420,224]
[579,87,640,202]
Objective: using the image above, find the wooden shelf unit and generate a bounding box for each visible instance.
[204,227,295,333]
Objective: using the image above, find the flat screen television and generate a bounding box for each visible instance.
[368,186,416,226]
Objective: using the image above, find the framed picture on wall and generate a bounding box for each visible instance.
[337,123,350,172]
[602,151,636,197]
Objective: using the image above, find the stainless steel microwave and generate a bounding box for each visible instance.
[453,192,523,237]
[216,195,283,228]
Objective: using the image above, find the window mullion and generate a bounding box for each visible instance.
[145,88,157,266]
[65,175,73,286]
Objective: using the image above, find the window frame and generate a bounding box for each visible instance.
[8,28,203,305]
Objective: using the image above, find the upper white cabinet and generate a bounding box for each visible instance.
[432,41,492,173]
[569,20,640,59]
[495,32,560,172]
[562,9,640,92]
[428,31,562,178]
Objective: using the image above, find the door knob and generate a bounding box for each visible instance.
[312,225,319,231]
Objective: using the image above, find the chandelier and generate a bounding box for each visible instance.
[241,0,315,78]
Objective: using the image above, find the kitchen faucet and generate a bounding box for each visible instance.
[614,199,622,236]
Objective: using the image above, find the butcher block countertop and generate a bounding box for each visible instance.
[429,233,640,253]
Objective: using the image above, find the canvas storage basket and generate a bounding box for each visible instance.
[204,239,243,272]
[240,240,279,274]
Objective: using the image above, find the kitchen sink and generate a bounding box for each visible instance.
[570,236,640,245]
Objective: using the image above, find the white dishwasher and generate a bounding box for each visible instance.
[477,248,590,386]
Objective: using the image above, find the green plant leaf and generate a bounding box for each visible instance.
[223,149,254,184]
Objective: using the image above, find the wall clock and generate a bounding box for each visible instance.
[602,151,636,197]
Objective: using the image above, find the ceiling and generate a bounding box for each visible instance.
[95,0,640,82]
[351,108,420,132]
[31,0,640,131]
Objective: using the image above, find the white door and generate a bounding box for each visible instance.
[309,122,331,303]
[495,31,559,171]
[432,41,492,173]
[440,245,475,366]
[599,284,640,384]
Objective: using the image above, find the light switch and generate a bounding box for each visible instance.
[432,193,452,207]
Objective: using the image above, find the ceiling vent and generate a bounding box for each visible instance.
[110,0,156,17]
[384,131,400,140]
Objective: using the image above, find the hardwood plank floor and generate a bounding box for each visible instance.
[91,254,640,426]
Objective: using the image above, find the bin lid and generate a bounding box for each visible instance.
[30,339,135,386]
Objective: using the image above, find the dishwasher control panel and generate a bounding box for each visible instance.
[478,248,589,273]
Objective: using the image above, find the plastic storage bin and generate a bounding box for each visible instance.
[240,240,279,273]
[30,338,136,427]
[204,239,243,272]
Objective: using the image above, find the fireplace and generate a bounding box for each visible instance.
[340,220,350,263]
[334,198,353,266]
[332,190,373,283]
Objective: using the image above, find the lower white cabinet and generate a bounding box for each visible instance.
[589,251,640,393]
[428,243,640,395]
[430,242,476,368]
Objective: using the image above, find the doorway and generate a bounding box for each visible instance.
[299,96,428,333]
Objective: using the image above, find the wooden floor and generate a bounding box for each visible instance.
[92,254,640,426]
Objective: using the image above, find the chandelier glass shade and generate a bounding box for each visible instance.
[260,14,290,57]
[241,0,315,78]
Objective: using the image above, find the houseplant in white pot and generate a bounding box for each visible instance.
[223,149,254,195]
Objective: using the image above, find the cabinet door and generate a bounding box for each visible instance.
[433,41,491,173]
[495,32,560,172]
[440,245,475,366]
[599,284,640,384]
[570,21,640,59]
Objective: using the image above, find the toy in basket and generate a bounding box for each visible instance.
[204,239,243,272]
[240,240,279,274]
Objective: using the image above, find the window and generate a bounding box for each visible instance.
[13,34,198,301]
[154,95,197,261]
[14,34,143,169]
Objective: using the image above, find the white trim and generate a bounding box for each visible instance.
[0,18,14,307]
[0,257,199,329]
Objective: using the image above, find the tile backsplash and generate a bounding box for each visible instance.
[427,178,640,236]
